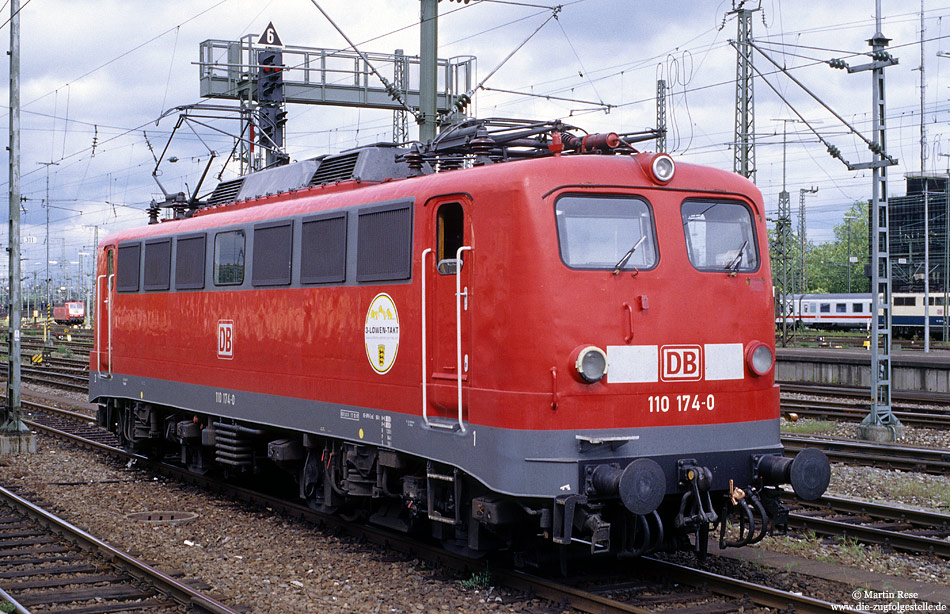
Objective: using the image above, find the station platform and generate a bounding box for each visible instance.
[776,346,950,393]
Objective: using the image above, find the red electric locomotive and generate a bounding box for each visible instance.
[53,301,85,325]
[91,119,829,559]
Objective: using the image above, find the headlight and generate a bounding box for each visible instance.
[572,346,608,383]
[651,154,675,183]
[746,342,774,376]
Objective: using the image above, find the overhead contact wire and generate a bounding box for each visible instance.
[748,40,895,163]
[554,12,605,106]
[308,0,418,118]
[463,6,561,101]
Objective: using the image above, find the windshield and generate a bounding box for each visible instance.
[681,199,759,273]
[555,195,657,271]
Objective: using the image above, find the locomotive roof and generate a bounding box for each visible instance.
[112,120,762,245]
[206,144,411,207]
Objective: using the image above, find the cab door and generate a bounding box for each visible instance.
[95,246,114,375]
[422,198,473,429]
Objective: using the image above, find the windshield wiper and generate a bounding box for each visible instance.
[725,240,749,275]
[613,236,646,275]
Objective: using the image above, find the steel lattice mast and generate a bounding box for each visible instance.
[798,187,818,294]
[732,4,757,181]
[855,0,903,440]
[864,25,903,435]
[393,49,409,143]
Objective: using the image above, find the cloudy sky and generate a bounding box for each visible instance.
[1,0,948,296]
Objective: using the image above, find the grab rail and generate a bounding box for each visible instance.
[455,246,472,433]
[94,273,114,377]
[420,248,432,427]
[107,274,114,376]
[96,275,106,375]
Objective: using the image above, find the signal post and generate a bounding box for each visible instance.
[2,0,36,456]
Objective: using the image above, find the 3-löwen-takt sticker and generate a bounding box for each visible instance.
[365,293,400,374]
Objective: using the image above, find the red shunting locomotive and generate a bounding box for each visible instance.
[91,119,829,559]
[53,301,85,325]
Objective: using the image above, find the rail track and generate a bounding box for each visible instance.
[787,494,950,559]
[777,333,950,352]
[0,485,240,613]
[14,398,865,614]
[780,396,950,429]
[511,557,863,614]
[782,434,950,475]
[780,381,950,406]
[25,397,950,561]
[0,351,89,373]
[0,364,89,394]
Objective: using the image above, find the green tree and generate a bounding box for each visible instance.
[770,200,870,294]
[809,201,870,293]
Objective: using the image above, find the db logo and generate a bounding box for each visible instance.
[217,320,234,359]
[660,345,702,381]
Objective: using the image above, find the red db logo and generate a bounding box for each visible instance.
[660,345,702,381]
[217,320,234,359]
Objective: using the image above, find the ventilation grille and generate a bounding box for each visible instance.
[310,152,360,185]
[208,178,245,206]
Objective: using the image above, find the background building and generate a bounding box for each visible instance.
[888,174,950,294]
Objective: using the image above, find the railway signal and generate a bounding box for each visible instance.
[256,50,283,104]
[256,49,287,167]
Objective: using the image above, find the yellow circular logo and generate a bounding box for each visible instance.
[364,293,399,374]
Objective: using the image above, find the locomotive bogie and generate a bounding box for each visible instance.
[91,144,829,559]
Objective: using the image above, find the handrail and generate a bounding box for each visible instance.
[421,248,432,427]
[622,302,634,343]
[455,246,472,433]
[96,274,106,375]
[107,273,114,377]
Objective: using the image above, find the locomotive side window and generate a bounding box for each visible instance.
[555,195,657,271]
[681,199,758,273]
[437,202,464,275]
[252,221,293,286]
[107,248,114,290]
[356,202,412,282]
[116,242,141,293]
[214,230,245,286]
[301,213,347,284]
[143,239,171,291]
[175,234,206,290]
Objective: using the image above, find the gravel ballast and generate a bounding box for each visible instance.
[0,437,542,613]
[1,389,946,611]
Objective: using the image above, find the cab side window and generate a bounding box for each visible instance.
[116,242,141,292]
[681,199,758,273]
[437,202,464,275]
[555,194,657,271]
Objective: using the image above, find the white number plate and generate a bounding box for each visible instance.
[648,394,716,413]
